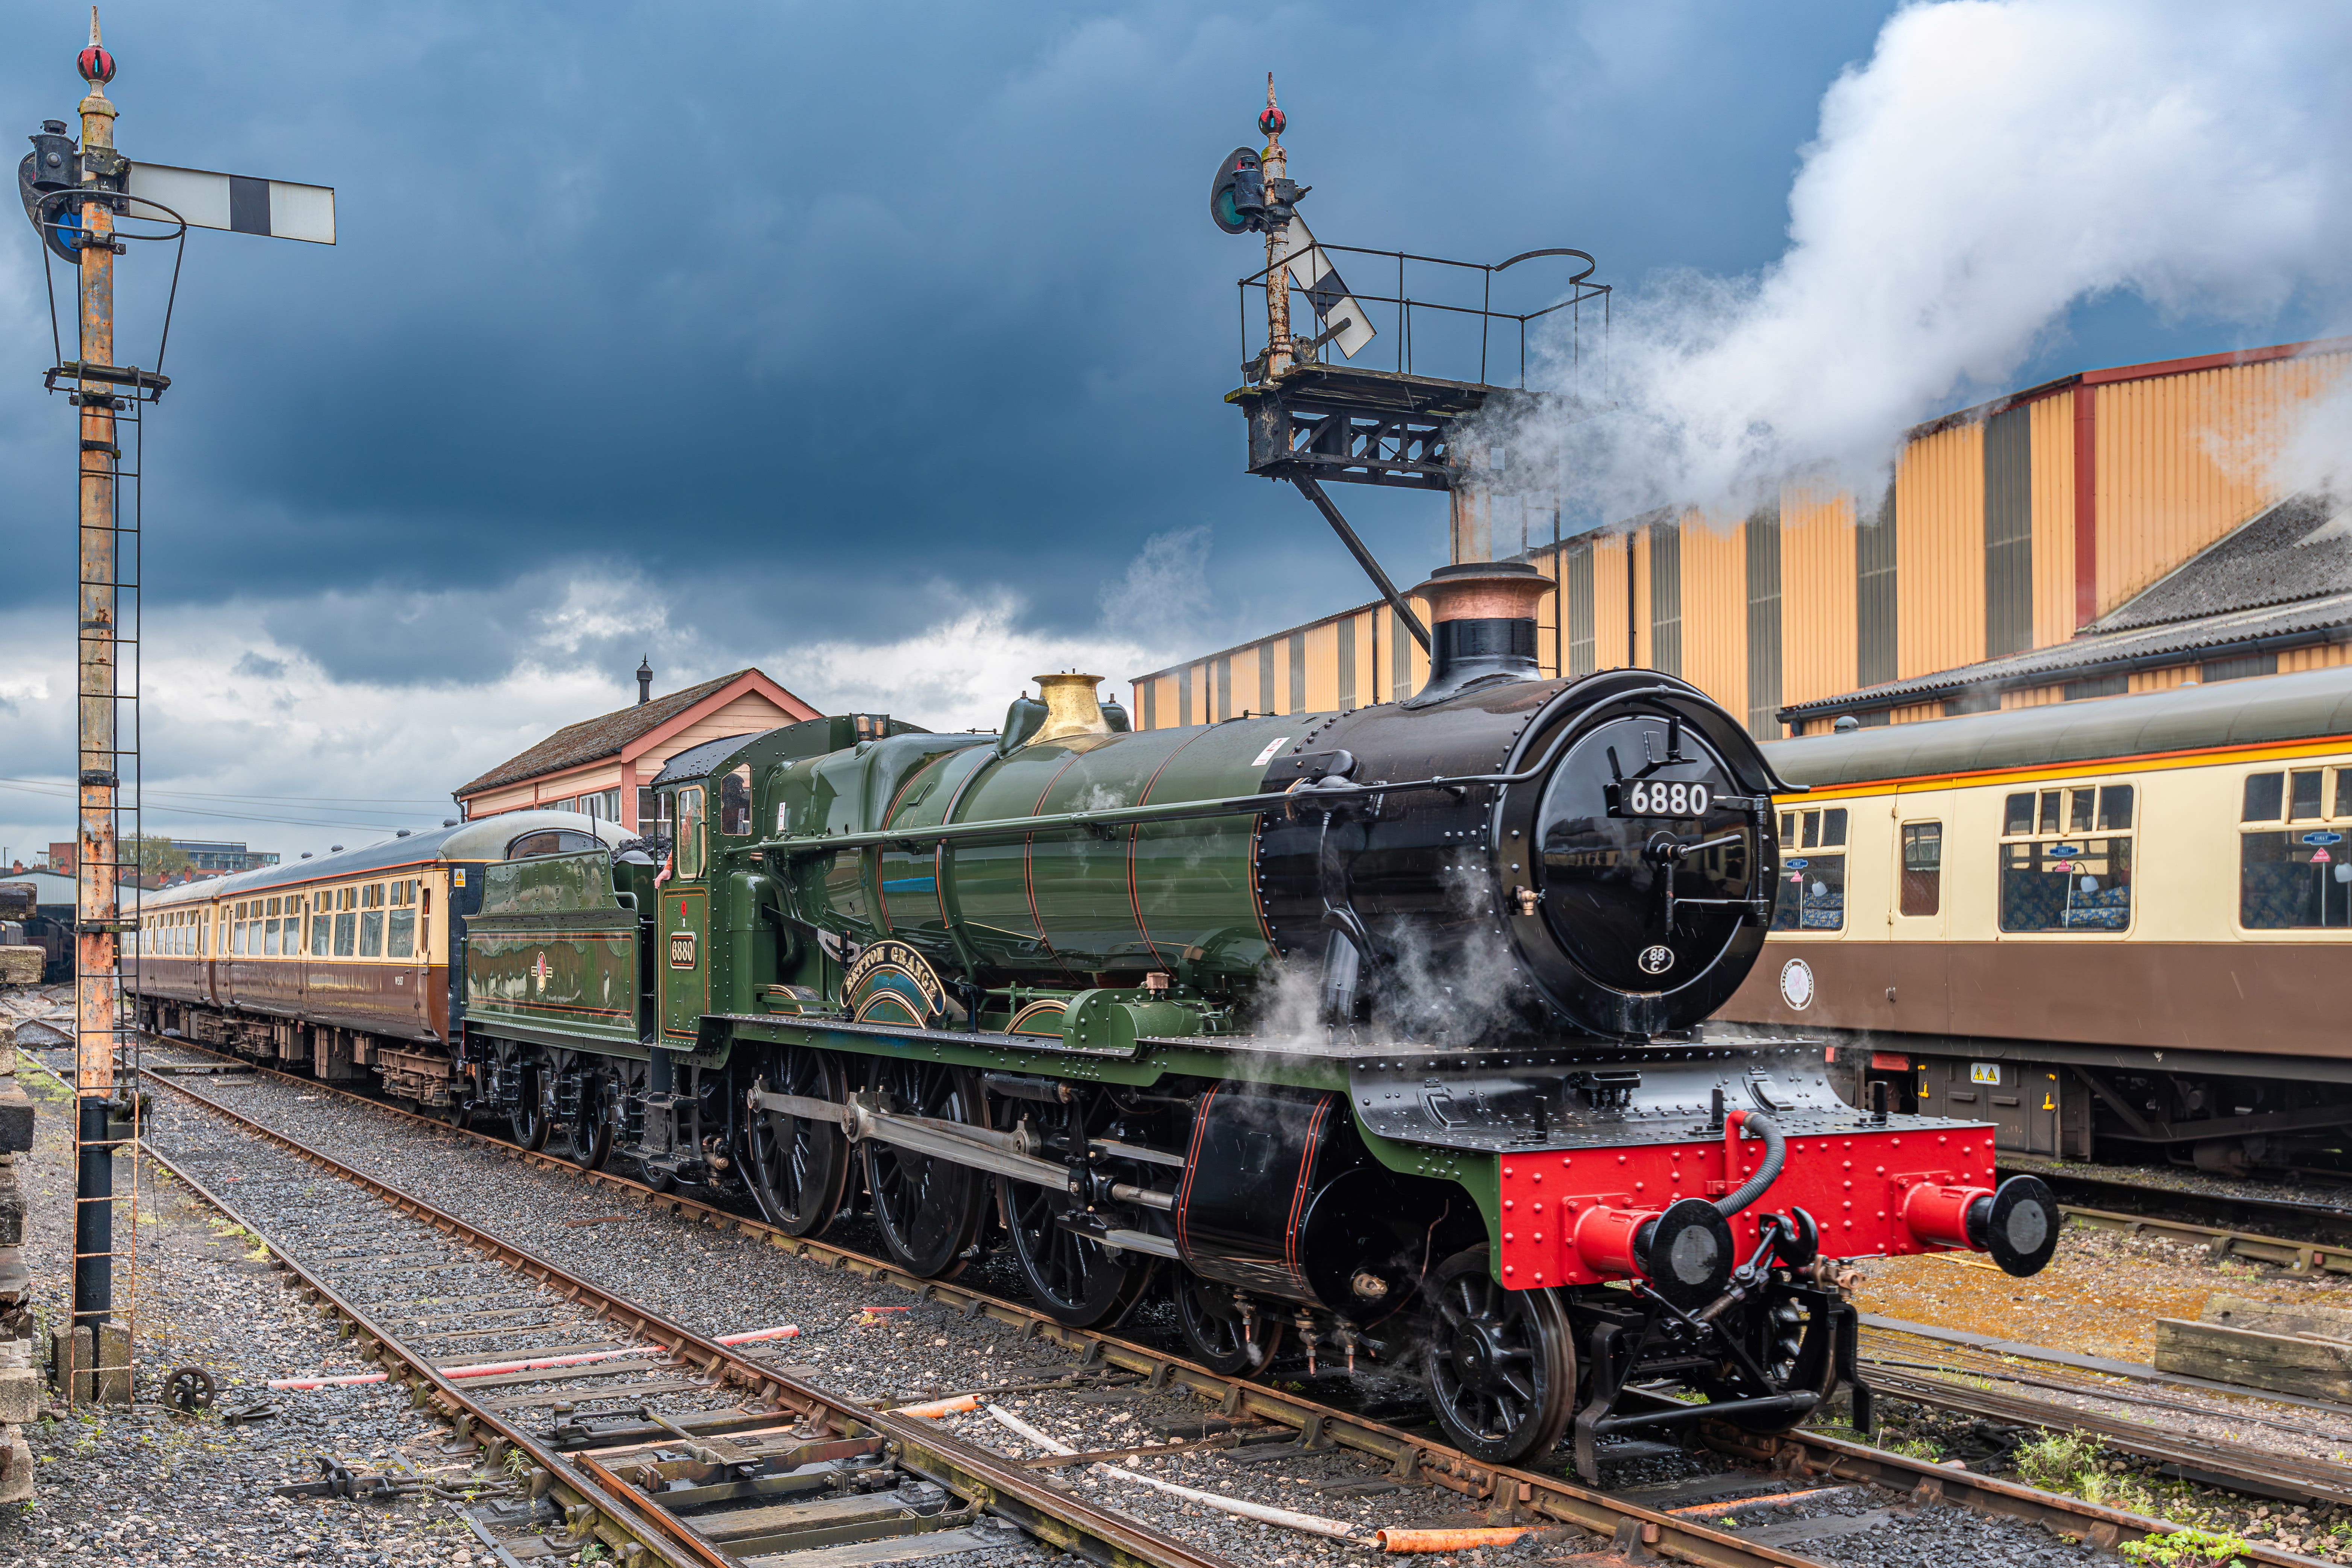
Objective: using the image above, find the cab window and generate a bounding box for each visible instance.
[2000,783,2134,932]
[676,785,706,879]
[1900,822,1942,917]
[1772,807,1847,930]
[720,764,753,836]
[2241,766,2350,930]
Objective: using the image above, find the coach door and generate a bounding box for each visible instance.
[1887,813,1952,1038]
[657,784,708,1045]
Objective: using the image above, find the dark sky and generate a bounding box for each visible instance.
[0,1,2336,857]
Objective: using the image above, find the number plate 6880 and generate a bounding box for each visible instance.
[1609,779,1712,818]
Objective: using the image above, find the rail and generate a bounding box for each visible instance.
[93,1037,2343,1568]
[60,1054,1237,1568]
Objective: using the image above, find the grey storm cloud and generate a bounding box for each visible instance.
[0,0,1911,673]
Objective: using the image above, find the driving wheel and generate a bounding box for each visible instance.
[1422,1245,1574,1465]
[862,1059,986,1277]
[995,1092,1151,1327]
[747,1046,849,1235]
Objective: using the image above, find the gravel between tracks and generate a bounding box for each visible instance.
[130,1058,1623,1564]
[120,1045,2289,1568]
[0,1063,483,1568]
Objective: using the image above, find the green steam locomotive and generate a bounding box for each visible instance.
[453,563,2055,1471]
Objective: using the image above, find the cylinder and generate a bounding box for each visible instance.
[1172,1087,1415,1310]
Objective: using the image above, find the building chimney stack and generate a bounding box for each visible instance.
[637,655,653,706]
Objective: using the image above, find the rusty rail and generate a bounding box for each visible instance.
[123,1038,2335,1568]
[100,1062,1241,1568]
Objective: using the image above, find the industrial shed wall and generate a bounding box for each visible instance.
[1133,339,2352,740]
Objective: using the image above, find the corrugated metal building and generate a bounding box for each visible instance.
[1130,338,2352,736]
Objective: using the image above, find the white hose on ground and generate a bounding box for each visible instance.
[981,1402,1361,1541]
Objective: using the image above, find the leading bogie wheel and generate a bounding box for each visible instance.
[1697,1282,1842,1434]
[1421,1245,1574,1465]
[1172,1271,1286,1378]
[861,1059,986,1278]
[746,1046,849,1236]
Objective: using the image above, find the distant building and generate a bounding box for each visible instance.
[168,840,279,874]
[452,661,819,833]
[38,839,274,877]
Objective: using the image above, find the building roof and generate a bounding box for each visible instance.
[1766,662,2352,788]
[0,871,80,909]
[1779,492,2352,722]
[2089,493,2352,633]
[454,670,801,798]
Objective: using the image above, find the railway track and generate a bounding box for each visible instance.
[53,1033,2337,1568]
[2001,1153,2352,1264]
[116,1066,1225,1568]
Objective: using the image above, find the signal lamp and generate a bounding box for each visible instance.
[1209,146,1266,234]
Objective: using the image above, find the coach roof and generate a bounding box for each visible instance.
[140,811,634,911]
[1762,661,2352,789]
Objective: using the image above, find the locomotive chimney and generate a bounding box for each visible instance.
[1403,560,1556,706]
[1030,673,1112,745]
[636,655,652,706]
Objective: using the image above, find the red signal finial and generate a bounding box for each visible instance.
[78,7,114,86]
[1259,73,1284,139]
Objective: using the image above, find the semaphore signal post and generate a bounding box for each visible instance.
[21,9,334,1402]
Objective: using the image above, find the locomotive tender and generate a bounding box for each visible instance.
[136,562,2057,1473]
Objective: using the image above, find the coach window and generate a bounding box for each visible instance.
[720,764,752,837]
[359,883,385,958]
[387,880,416,958]
[306,898,326,956]
[2000,780,2133,933]
[334,887,358,957]
[1771,807,1847,930]
[2241,767,2349,930]
[1900,822,1942,916]
[676,785,706,879]
[266,896,285,955]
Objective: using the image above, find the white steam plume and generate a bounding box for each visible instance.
[1501,0,2352,520]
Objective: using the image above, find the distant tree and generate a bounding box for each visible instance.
[127,837,192,878]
